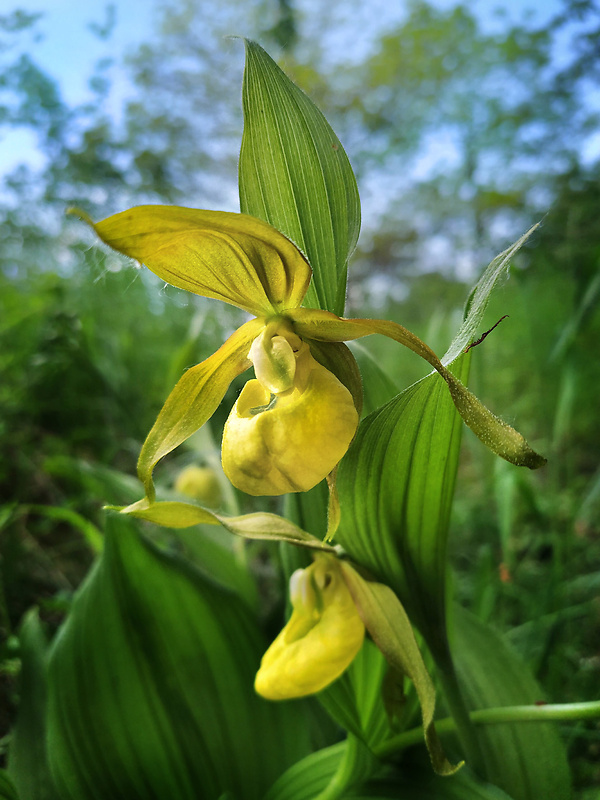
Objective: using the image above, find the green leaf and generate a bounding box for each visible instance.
[8,610,59,800]
[0,771,20,800]
[451,608,571,800]
[317,639,390,748]
[239,40,361,315]
[336,355,470,660]
[22,505,103,554]
[264,743,345,800]
[314,735,378,800]
[47,515,311,800]
[441,225,538,365]
[335,228,545,656]
[358,764,516,799]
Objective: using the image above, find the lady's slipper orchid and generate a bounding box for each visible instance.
[255,556,365,699]
[255,553,461,776]
[78,204,545,504]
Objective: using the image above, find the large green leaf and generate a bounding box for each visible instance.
[0,771,19,800]
[46,514,311,800]
[239,40,361,315]
[335,229,538,658]
[353,765,516,799]
[317,639,390,748]
[335,354,469,659]
[451,609,571,800]
[8,610,58,800]
[264,743,345,800]
[263,745,514,800]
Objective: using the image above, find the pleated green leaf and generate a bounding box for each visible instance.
[264,743,345,800]
[239,40,361,315]
[358,765,516,799]
[0,771,19,800]
[46,515,311,800]
[336,355,469,659]
[8,610,59,800]
[263,746,514,800]
[335,229,542,657]
[316,639,390,747]
[451,609,571,800]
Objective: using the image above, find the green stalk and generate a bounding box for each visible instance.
[374,700,600,760]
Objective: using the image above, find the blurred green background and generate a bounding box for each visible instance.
[1,0,599,795]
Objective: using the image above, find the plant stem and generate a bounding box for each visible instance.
[374,700,600,760]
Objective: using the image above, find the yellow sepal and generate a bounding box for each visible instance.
[83,205,312,316]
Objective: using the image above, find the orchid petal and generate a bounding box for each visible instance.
[80,206,312,316]
[254,556,365,700]
[339,562,461,776]
[112,500,335,552]
[288,308,546,470]
[221,348,359,495]
[138,317,264,501]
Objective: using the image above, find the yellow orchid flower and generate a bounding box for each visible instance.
[78,204,544,503]
[255,555,365,700]
[255,554,461,776]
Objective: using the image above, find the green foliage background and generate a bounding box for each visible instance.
[1,0,599,797]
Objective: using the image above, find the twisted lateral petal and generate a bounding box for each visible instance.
[288,308,546,470]
[114,499,335,551]
[221,349,359,495]
[89,206,312,316]
[338,562,461,776]
[255,557,365,700]
[138,317,264,501]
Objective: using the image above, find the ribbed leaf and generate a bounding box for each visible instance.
[8,610,58,800]
[263,746,514,800]
[239,40,360,315]
[358,765,516,799]
[336,355,469,658]
[264,743,345,800]
[0,771,19,800]
[451,609,571,800]
[317,639,390,747]
[335,229,541,657]
[47,515,311,800]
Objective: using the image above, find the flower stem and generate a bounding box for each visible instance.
[374,700,600,760]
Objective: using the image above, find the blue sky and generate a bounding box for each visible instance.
[0,0,566,176]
